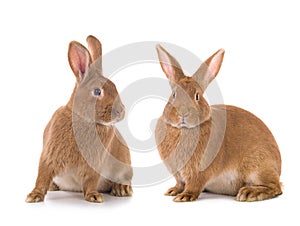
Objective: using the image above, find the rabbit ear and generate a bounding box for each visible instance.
[156,45,185,83]
[68,41,92,82]
[86,35,102,64]
[193,49,225,91]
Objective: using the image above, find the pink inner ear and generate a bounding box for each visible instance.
[77,51,87,76]
[206,49,224,78]
[208,58,220,78]
[162,63,174,81]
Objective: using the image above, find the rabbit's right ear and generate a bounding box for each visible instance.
[156,45,185,83]
[68,41,92,82]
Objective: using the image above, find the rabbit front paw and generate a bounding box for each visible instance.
[84,192,104,203]
[165,186,184,196]
[173,192,199,202]
[110,183,133,197]
[26,192,45,203]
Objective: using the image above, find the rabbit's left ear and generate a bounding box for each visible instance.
[193,49,225,91]
[86,35,102,70]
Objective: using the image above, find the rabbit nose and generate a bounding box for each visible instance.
[179,112,189,118]
[179,113,190,124]
[113,107,125,118]
[114,109,120,116]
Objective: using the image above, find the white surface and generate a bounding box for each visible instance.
[0,0,299,225]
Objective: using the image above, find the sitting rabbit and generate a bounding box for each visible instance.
[26,35,132,203]
[155,45,282,202]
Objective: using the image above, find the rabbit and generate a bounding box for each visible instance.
[155,45,282,202]
[26,35,133,203]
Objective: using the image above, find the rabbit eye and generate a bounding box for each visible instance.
[195,93,200,101]
[93,88,102,96]
[172,92,176,98]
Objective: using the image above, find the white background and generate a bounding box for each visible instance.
[0,0,299,225]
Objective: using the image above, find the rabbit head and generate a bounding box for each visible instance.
[156,45,225,128]
[68,35,125,125]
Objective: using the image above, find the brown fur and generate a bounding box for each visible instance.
[155,45,282,202]
[26,35,132,203]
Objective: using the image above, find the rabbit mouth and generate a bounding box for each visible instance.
[178,118,188,127]
[98,120,116,126]
[177,117,191,128]
[169,120,197,129]
[178,122,189,128]
[174,122,196,129]
[99,121,113,126]
[98,118,120,126]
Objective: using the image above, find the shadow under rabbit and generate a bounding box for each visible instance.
[43,190,133,206]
